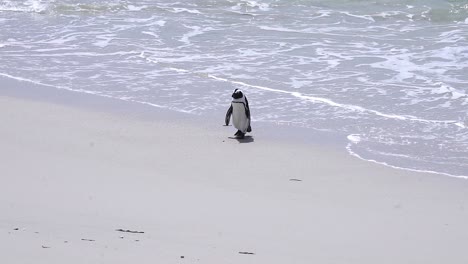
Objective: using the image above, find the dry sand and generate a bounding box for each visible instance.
[1,94,468,264]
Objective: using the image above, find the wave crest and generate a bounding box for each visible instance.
[0,0,50,14]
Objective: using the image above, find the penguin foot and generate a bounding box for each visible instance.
[235,132,245,139]
[234,130,242,136]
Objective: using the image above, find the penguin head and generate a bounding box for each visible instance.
[232,89,244,99]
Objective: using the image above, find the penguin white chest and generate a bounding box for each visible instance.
[232,102,249,132]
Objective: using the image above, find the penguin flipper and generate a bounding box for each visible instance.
[245,97,252,132]
[245,97,251,120]
[225,105,233,126]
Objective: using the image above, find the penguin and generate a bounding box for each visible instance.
[225,89,252,139]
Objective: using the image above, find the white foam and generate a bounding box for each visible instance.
[244,0,270,11]
[93,35,115,48]
[437,30,465,43]
[346,140,468,180]
[26,0,47,12]
[127,5,147,11]
[142,31,159,38]
[259,24,346,35]
[431,82,468,100]
[171,8,201,14]
[347,134,361,144]
[259,26,300,33]
[340,11,375,22]
[0,0,49,13]
[290,78,313,89]
[139,52,190,73]
[0,72,96,94]
[180,26,213,45]
[154,20,166,27]
[230,0,270,12]
[4,51,137,58]
[45,33,79,45]
[123,16,165,26]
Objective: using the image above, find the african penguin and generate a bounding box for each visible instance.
[225,89,252,139]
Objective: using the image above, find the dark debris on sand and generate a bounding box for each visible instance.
[115,229,145,234]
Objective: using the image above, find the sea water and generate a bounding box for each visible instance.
[1,0,467,178]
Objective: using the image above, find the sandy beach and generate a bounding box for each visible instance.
[1,92,468,264]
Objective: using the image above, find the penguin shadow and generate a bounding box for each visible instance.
[228,135,254,143]
[223,125,254,143]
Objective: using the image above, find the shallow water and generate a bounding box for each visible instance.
[1,0,467,177]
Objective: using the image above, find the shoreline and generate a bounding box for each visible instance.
[1,74,465,179]
[2,79,468,263]
[0,73,347,149]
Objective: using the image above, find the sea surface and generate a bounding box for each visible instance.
[1,0,467,178]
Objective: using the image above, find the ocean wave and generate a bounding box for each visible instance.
[228,0,271,12]
[139,47,467,129]
[346,134,468,179]
[206,74,466,129]
[0,0,50,13]
[0,72,193,113]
